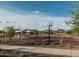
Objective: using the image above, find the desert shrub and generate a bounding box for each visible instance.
[0,49,2,52]
[33,42,42,45]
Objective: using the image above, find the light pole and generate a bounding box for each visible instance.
[48,24,53,45]
[19,27,21,39]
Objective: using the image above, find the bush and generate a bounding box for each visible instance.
[66,30,73,34]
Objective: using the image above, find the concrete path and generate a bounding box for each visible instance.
[0,44,79,56]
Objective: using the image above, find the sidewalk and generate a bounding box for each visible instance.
[0,44,79,56]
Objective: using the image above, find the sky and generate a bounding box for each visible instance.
[0,1,78,30]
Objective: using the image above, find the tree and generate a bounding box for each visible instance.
[30,29,38,35]
[66,29,73,34]
[4,26,15,43]
[21,29,28,35]
[65,4,79,35]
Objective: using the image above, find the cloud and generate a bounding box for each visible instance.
[0,8,71,30]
